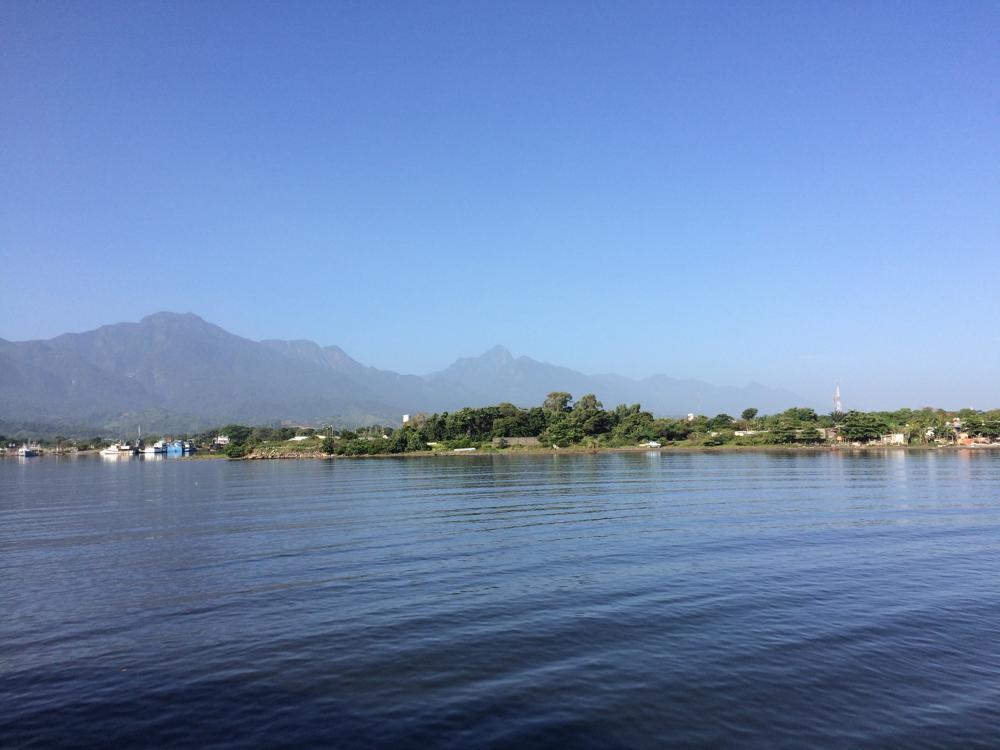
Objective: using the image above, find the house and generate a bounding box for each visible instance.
[879,433,906,446]
[213,435,230,446]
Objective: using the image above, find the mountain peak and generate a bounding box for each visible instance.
[140,311,207,325]
[480,344,514,364]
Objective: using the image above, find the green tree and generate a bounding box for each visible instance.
[708,414,735,430]
[656,418,693,441]
[386,431,408,453]
[797,427,823,444]
[574,394,603,413]
[401,431,422,451]
[781,407,818,423]
[224,442,250,458]
[612,406,655,441]
[221,424,253,446]
[741,408,758,421]
[571,394,611,435]
[541,414,583,447]
[840,411,887,443]
[769,421,797,444]
[543,392,572,414]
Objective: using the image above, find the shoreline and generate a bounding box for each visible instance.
[231,443,996,460]
[7,444,999,461]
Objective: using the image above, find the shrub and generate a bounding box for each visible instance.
[224,442,250,458]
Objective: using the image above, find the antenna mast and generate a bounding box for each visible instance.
[833,383,843,414]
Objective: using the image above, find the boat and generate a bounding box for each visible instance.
[103,426,145,457]
[143,440,168,455]
[17,443,41,457]
[164,439,196,456]
[101,442,137,457]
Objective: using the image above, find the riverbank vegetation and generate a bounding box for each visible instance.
[5,394,999,457]
[194,395,1000,458]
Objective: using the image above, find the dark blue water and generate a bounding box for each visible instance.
[3,451,1000,748]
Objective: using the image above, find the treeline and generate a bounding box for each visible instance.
[205,394,1000,457]
[6,396,1000,456]
[401,397,1000,448]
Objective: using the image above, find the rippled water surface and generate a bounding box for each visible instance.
[4,451,1000,747]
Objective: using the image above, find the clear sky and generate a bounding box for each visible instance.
[2,1,998,410]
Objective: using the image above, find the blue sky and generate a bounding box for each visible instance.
[2,1,998,409]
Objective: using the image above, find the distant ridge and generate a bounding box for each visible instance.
[0,312,801,432]
[428,345,800,419]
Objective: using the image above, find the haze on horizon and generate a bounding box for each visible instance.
[2,2,998,411]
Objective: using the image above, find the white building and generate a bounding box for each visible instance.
[402,414,410,424]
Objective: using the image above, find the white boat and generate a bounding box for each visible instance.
[101,442,136,457]
[143,440,168,454]
[17,443,41,457]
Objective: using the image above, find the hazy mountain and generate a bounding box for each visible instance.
[0,313,802,433]
[260,339,482,413]
[430,346,800,417]
[0,336,156,423]
[0,313,399,430]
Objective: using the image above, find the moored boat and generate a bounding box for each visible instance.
[101,442,137,457]
[143,440,168,455]
[17,443,41,457]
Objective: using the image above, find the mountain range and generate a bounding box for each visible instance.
[0,312,801,433]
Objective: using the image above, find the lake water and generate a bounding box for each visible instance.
[3,451,1000,747]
